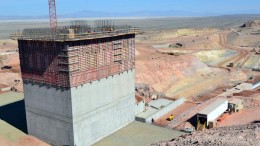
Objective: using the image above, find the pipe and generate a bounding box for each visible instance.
[252,81,260,89]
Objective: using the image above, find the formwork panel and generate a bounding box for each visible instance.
[18,34,135,88]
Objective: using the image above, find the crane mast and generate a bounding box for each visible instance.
[48,0,58,32]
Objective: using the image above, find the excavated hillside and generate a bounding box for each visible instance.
[241,20,260,28]
[135,54,228,99]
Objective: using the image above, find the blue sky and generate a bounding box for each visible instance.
[0,0,260,16]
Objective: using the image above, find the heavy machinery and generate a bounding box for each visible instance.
[166,115,174,121]
[196,120,206,131]
[227,63,234,67]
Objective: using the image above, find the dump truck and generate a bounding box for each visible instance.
[227,63,234,67]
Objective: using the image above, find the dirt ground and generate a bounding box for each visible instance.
[0,136,50,146]
[0,39,23,92]
[135,21,260,146]
[135,27,257,101]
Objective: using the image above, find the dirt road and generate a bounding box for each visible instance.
[218,31,249,67]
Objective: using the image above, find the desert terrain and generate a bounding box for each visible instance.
[134,18,259,145]
[0,15,260,145]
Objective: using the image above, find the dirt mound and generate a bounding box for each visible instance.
[153,122,260,146]
[241,20,260,28]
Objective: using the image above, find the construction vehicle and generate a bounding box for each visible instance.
[227,63,234,67]
[196,120,206,131]
[1,66,12,70]
[166,115,174,121]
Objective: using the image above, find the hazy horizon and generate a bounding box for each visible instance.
[0,0,260,19]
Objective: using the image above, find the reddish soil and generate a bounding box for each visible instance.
[217,108,260,127]
[0,136,50,146]
[0,42,23,92]
[196,86,231,102]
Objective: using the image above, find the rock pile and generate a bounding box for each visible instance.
[135,83,166,100]
[153,122,260,146]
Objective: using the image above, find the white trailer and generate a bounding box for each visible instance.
[197,98,228,127]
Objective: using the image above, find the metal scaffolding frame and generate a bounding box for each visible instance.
[19,31,135,88]
[17,24,138,41]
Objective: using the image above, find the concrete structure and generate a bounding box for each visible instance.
[219,83,253,97]
[18,26,137,146]
[93,121,185,146]
[197,98,228,126]
[24,71,135,145]
[135,95,145,115]
[0,92,27,133]
[136,98,186,124]
[228,98,244,113]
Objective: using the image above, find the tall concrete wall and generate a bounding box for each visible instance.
[23,83,74,145]
[136,98,186,124]
[146,98,186,124]
[72,70,135,146]
[24,70,135,146]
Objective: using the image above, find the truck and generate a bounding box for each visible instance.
[227,63,234,67]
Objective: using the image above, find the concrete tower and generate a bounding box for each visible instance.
[18,25,137,145]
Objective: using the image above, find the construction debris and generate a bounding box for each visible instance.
[169,43,183,48]
[135,83,166,99]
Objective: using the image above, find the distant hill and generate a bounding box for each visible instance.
[0,9,259,20]
[240,20,260,28]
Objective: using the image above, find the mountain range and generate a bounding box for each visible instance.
[0,10,260,20]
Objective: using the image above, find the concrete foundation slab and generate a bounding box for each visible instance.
[93,121,185,146]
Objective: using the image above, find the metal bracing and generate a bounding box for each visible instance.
[17,25,139,41]
[18,33,135,88]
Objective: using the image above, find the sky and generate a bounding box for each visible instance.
[0,0,260,16]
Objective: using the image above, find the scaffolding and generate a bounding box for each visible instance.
[16,21,138,41]
[18,25,136,88]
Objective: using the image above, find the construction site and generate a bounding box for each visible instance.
[0,0,260,146]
